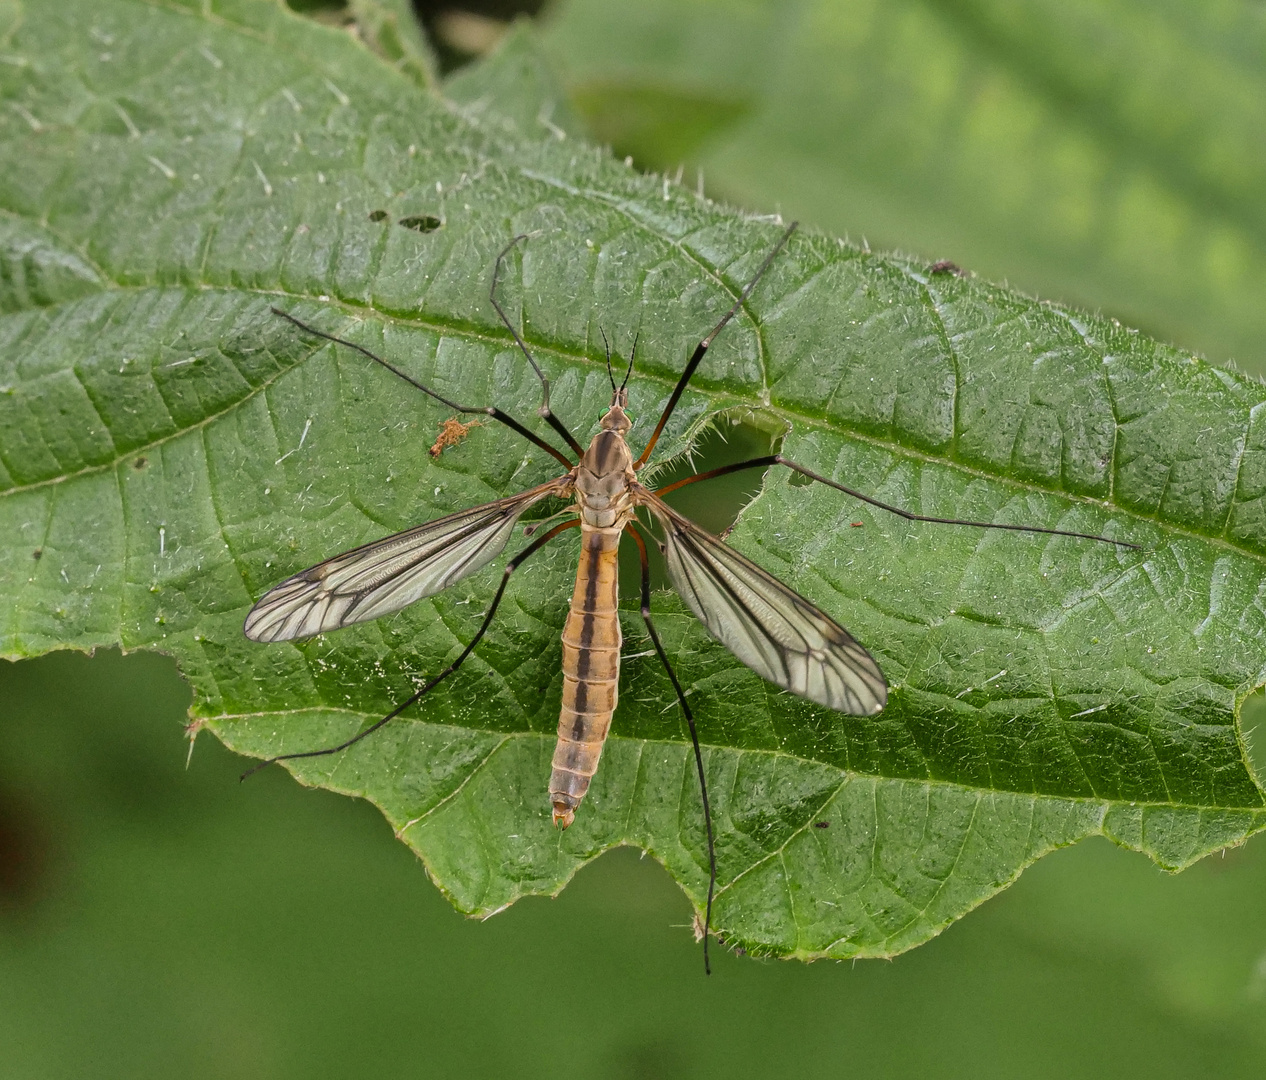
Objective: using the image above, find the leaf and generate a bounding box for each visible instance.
[445,19,584,144]
[347,0,438,89]
[1,0,1264,960]
[540,0,1266,370]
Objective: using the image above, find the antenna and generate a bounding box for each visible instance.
[620,332,638,392]
[600,326,616,393]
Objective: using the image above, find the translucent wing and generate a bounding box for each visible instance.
[244,479,568,643]
[640,492,887,715]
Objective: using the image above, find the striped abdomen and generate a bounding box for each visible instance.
[550,524,622,827]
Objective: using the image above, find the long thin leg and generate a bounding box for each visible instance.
[271,307,575,470]
[654,454,1141,549]
[241,519,581,781]
[490,236,586,458]
[635,222,799,468]
[628,523,717,976]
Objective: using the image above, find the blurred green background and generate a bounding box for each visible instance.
[5,1,1266,1077]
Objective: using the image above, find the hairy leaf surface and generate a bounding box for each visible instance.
[1,0,1264,959]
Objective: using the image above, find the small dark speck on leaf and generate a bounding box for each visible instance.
[733,946,746,956]
[368,209,388,222]
[133,456,148,469]
[929,260,967,277]
[814,821,830,828]
[399,214,442,233]
[31,548,42,560]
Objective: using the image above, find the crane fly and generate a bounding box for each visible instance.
[244,223,1137,972]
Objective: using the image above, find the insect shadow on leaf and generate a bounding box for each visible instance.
[248,224,1140,974]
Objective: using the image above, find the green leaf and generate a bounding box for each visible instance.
[541,0,1266,371]
[347,0,438,89]
[2,0,1264,960]
[445,19,584,143]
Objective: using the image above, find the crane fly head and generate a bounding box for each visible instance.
[600,390,632,433]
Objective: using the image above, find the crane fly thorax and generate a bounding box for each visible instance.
[574,403,635,529]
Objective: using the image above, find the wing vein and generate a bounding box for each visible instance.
[638,488,886,715]
[244,476,571,642]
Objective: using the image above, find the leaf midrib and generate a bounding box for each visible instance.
[4,280,1261,571]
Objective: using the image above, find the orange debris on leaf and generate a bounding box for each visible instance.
[429,417,481,458]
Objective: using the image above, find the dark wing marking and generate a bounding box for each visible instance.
[639,491,887,715]
[244,478,569,643]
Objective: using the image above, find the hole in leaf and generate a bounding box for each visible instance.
[368,209,388,222]
[659,420,776,534]
[618,418,777,592]
[398,215,443,233]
